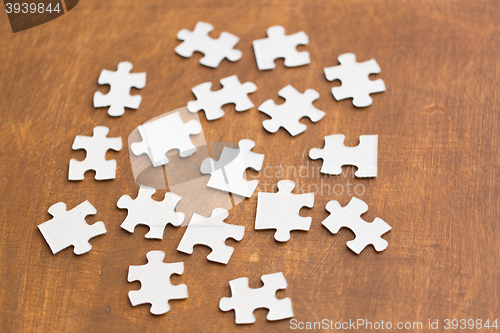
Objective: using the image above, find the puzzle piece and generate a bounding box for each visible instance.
[38,201,106,255]
[177,208,244,264]
[321,197,391,254]
[128,250,188,315]
[93,61,146,116]
[258,85,325,136]
[309,134,378,178]
[68,126,122,180]
[175,21,242,68]
[324,53,385,107]
[187,75,257,120]
[219,272,293,324]
[255,180,314,242]
[252,26,310,70]
[117,186,184,239]
[131,111,202,167]
[200,139,264,198]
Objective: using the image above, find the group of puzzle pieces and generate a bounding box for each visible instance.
[131,255,295,323]
[38,21,392,324]
[177,21,386,134]
[128,250,293,322]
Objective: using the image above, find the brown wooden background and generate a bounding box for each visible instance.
[0,0,499,332]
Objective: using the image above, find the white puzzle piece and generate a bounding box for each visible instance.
[128,251,188,315]
[93,61,146,117]
[258,85,325,136]
[309,134,378,178]
[324,53,385,107]
[253,26,310,70]
[175,21,242,68]
[200,139,264,198]
[219,272,294,324]
[321,197,391,254]
[187,75,257,120]
[38,201,106,255]
[117,186,184,239]
[255,180,314,242]
[131,111,202,167]
[68,126,122,180]
[177,208,244,264]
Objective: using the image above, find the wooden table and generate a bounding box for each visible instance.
[1,0,498,332]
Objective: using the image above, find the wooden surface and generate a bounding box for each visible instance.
[1,0,499,332]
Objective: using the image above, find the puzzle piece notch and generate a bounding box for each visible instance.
[200,139,264,198]
[255,180,314,242]
[128,251,188,315]
[93,61,146,116]
[200,146,240,174]
[69,126,122,180]
[117,186,185,239]
[322,197,391,254]
[176,21,242,68]
[258,85,325,136]
[324,53,385,107]
[177,208,244,264]
[309,134,378,178]
[219,272,294,324]
[38,201,106,255]
[253,25,310,70]
[187,75,257,120]
[131,111,202,167]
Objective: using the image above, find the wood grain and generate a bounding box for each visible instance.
[0,0,498,332]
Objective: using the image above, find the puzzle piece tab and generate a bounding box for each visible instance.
[219,272,294,324]
[177,208,244,264]
[321,197,391,254]
[200,139,264,198]
[176,21,242,68]
[93,61,146,116]
[131,111,202,167]
[324,53,385,107]
[252,26,310,70]
[258,85,325,136]
[255,180,314,242]
[69,126,122,180]
[38,201,106,255]
[187,75,257,120]
[128,251,188,315]
[309,134,378,178]
[117,186,184,239]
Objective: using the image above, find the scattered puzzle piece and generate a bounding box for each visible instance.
[324,53,385,107]
[175,21,242,68]
[128,251,188,315]
[68,126,122,180]
[93,61,146,116]
[252,26,310,70]
[200,139,264,198]
[177,208,244,264]
[255,180,314,242]
[117,186,184,239]
[258,85,325,136]
[321,197,391,254]
[38,201,106,255]
[187,75,257,120]
[219,272,294,324]
[309,134,378,178]
[131,111,202,167]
